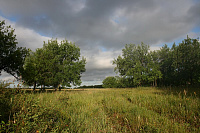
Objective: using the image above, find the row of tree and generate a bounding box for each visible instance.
[103,36,200,88]
[1,20,200,89]
[0,20,86,90]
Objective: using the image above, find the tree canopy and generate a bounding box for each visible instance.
[159,37,200,86]
[113,42,162,87]
[110,36,200,88]
[22,39,86,90]
[0,20,28,79]
[102,76,118,88]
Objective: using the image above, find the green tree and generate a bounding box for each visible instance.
[157,36,200,86]
[0,20,28,79]
[22,50,39,90]
[102,76,118,88]
[157,44,174,86]
[22,39,86,90]
[114,76,127,88]
[113,43,149,87]
[147,51,162,87]
[171,36,200,85]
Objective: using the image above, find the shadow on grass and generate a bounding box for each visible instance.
[155,86,200,98]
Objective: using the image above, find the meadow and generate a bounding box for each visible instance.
[0,87,199,132]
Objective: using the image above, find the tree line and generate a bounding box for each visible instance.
[1,20,200,89]
[103,36,200,88]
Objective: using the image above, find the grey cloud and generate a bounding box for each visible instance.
[1,0,198,47]
[0,0,199,84]
[188,2,200,26]
[81,67,116,82]
[0,71,15,81]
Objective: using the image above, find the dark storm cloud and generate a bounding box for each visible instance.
[0,0,199,84]
[188,2,200,25]
[1,0,199,48]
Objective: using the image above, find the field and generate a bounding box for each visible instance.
[1,87,200,132]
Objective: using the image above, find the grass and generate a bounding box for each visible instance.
[1,87,200,132]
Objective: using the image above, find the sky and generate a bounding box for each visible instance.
[0,0,200,86]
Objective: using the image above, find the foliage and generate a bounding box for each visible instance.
[113,42,162,87]
[0,20,28,79]
[0,81,12,123]
[0,80,22,132]
[112,36,200,87]
[157,44,174,86]
[77,84,103,88]
[147,51,162,86]
[102,76,131,88]
[1,91,70,132]
[22,39,86,90]
[158,36,200,86]
[102,76,118,88]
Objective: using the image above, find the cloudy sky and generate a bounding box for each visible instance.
[1,0,200,86]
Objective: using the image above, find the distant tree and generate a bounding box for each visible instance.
[102,76,118,88]
[22,39,86,90]
[0,20,28,79]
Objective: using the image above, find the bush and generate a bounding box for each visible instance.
[0,81,22,132]
[0,81,13,123]
[102,76,117,88]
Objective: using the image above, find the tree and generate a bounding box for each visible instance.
[22,50,39,90]
[22,39,86,90]
[171,36,200,85]
[0,20,28,79]
[157,44,174,86]
[112,36,200,87]
[102,76,118,88]
[113,43,150,87]
[147,51,162,87]
[157,36,200,86]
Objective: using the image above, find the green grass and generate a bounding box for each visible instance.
[1,87,200,132]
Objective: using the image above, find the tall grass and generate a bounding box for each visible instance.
[1,87,199,132]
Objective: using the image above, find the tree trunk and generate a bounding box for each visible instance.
[58,84,61,91]
[155,78,157,87]
[43,85,45,91]
[55,84,61,91]
[33,81,36,91]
